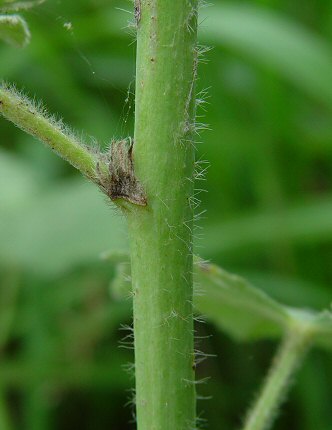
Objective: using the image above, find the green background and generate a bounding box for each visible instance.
[0,0,331,428]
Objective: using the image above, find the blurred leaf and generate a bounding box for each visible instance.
[200,3,332,109]
[0,357,130,389]
[0,150,128,275]
[0,386,12,430]
[0,149,40,211]
[0,14,30,47]
[194,258,289,340]
[202,197,332,255]
[4,180,128,275]
[242,271,331,311]
[0,272,20,350]
[110,261,131,300]
[196,260,332,351]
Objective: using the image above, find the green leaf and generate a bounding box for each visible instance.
[0,0,44,12]
[194,258,289,340]
[195,260,332,351]
[0,14,30,47]
[200,3,332,110]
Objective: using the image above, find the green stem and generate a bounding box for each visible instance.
[242,323,314,430]
[127,1,198,428]
[0,84,101,179]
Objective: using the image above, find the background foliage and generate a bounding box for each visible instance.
[0,0,332,429]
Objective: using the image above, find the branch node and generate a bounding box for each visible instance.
[97,138,147,207]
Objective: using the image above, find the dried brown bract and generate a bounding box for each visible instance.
[134,0,141,25]
[97,139,147,207]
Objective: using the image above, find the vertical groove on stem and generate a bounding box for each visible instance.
[127,0,198,429]
[242,323,314,430]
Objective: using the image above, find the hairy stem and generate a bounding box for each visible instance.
[0,84,100,179]
[127,0,198,428]
[242,323,314,430]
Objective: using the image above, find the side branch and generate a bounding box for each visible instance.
[242,322,314,430]
[0,84,147,206]
[0,83,99,179]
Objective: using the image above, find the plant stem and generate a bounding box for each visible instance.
[127,1,198,428]
[242,323,314,430]
[0,84,100,179]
